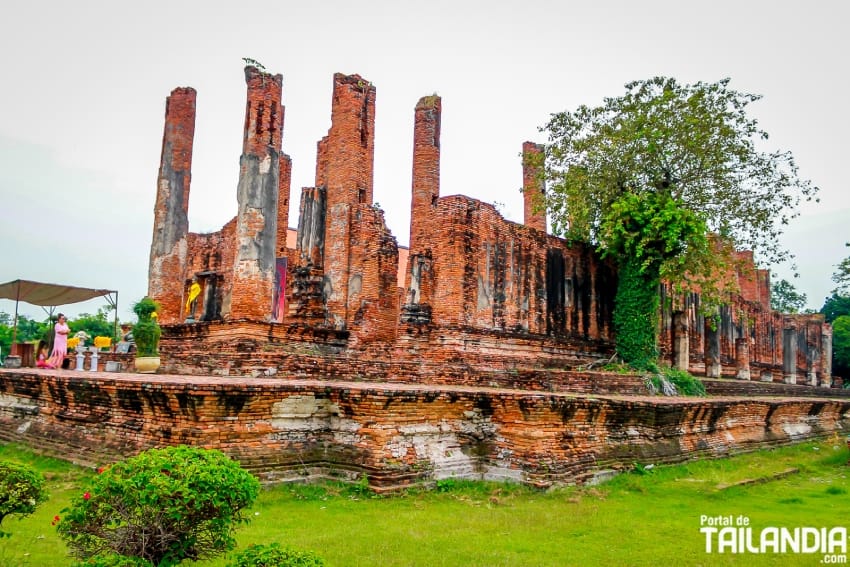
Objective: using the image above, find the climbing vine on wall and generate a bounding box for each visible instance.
[612,256,660,369]
[601,191,708,368]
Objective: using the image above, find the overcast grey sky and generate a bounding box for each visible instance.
[1,0,847,321]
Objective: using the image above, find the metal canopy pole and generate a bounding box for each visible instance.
[10,280,20,355]
[103,291,119,339]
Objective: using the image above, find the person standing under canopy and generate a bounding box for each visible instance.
[47,313,70,369]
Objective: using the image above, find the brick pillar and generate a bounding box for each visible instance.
[222,66,283,320]
[522,142,546,233]
[757,269,771,311]
[315,136,329,189]
[735,338,751,380]
[402,95,441,325]
[673,310,689,371]
[822,325,833,386]
[409,95,441,254]
[148,87,196,324]
[704,316,721,378]
[782,319,797,384]
[322,73,376,329]
[805,319,822,386]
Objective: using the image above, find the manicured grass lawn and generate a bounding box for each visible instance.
[1,438,848,566]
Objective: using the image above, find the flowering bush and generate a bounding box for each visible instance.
[56,446,260,566]
[67,337,81,351]
[94,336,112,350]
[0,460,48,538]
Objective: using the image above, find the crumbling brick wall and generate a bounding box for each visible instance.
[660,251,832,384]
[183,218,237,322]
[399,94,614,342]
[419,196,615,341]
[149,66,294,324]
[283,74,399,341]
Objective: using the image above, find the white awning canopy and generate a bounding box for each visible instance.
[0,279,119,356]
[0,279,116,307]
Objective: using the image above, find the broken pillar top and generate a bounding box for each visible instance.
[244,65,283,88]
[416,94,441,110]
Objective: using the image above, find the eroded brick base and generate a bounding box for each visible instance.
[2,369,847,490]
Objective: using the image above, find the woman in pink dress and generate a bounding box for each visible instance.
[48,313,70,369]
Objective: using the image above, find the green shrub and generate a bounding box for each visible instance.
[57,446,261,566]
[662,367,707,396]
[132,297,161,357]
[74,554,154,567]
[0,460,48,537]
[228,543,325,567]
[644,367,707,397]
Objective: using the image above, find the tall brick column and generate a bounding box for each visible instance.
[409,95,441,253]
[673,311,689,371]
[735,338,751,380]
[322,73,376,329]
[782,318,798,384]
[222,66,283,320]
[757,270,771,311]
[148,87,196,324]
[822,325,833,385]
[704,316,721,378]
[806,319,822,386]
[522,141,546,233]
[402,95,441,324]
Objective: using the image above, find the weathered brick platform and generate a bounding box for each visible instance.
[2,368,848,490]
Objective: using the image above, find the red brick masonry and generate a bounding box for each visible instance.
[2,369,847,490]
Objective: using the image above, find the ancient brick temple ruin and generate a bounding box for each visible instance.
[1,66,846,490]
[148,65,831,386]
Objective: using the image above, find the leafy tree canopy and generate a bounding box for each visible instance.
[541,76,818,298]
[821,292,850,324]
[0,460,48,537]
[770,278,808,314]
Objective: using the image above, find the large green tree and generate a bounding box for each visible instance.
[541,77,817,367]
[821,293,850,324]
[770,278,808,314]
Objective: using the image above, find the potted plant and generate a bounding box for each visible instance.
[132,297,161,373]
